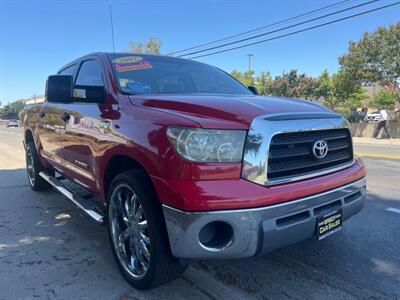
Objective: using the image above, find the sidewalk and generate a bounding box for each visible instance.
[352,137,400,146]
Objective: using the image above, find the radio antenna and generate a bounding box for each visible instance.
[109,4,116,53]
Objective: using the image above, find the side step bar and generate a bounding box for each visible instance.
[39,172,105,224]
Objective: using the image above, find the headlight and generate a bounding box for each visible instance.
[166,127,246,162]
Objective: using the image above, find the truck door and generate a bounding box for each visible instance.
[37,64,77,173]
[58,58,109,193]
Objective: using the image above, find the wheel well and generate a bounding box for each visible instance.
[103,155,149,199]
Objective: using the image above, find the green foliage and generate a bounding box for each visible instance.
[256,71,272,95]
[332,71,366,110]
[339,22,400,103]
[230,67,367,113]
[128,37,161,54]
[0,99,25,119]
[265,69,318,100]
[369,90,396,109]
[230,69,242,81]
[230,69,255,87]
[315,69,334,104]
[232,23,398,111]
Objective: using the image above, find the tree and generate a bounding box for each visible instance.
[230,67,366,111]
[256,71,272,95]
[0,99,25,119]
[230,70,242,81]
[297,73,318,100]
[314,70,366,110]
[267,69,317,99]
[128,37,161,54]
[315,69,335,108]
[242,70,255,86]
[230,70,254,87]
[333,71,366,110]
[267,73,289,97]
[369,90,396,109]
[339,22,400,104]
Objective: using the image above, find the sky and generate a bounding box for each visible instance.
[0,0,399,105]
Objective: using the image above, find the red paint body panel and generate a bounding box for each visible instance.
[130,94,332,129]
[22,52,366,212]
[151,157,366,211]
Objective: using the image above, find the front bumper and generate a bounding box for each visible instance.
[163,177,366,259]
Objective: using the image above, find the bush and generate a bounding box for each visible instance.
[369,90,396,109]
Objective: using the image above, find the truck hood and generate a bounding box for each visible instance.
[130,94,335,129]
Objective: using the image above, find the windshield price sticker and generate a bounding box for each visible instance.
[113,56,153,72]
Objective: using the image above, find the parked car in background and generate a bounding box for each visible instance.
[348,111,366,123]
[6,119,19,127]
[20,52,367,289]
[365,111,380,122]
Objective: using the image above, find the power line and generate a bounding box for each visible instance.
[188,1,400,59]
[180,0,381,58]
[178,0,381,58]
[170,0,355,55]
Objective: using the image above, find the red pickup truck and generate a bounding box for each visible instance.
[21,52,366,289]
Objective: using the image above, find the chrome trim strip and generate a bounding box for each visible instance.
[39,171,104,223]
[241,113,353,186]
[263,112,342,121]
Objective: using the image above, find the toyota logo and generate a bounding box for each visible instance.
[312,140,328,159]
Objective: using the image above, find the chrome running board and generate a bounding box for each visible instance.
[39,171,105,224]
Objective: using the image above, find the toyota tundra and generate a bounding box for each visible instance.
[20,53,366,289]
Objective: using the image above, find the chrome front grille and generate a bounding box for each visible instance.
[267,129,353,181]
[241,113,354,186]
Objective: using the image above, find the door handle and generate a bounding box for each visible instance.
[38,111,46,119]
[61,112,70,122]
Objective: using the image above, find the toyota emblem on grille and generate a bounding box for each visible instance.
[312,140,328,159]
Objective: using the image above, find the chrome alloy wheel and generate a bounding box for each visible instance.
[109,183,151,279]
[26,146,35,186]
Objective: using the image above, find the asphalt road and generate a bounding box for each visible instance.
[0,126,399,300]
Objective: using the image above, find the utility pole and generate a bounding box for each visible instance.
[247,54,253,74]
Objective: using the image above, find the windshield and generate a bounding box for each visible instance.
[108,54,252,96]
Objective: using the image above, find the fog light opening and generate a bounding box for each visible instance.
[198,221,233,251]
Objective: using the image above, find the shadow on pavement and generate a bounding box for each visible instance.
[200,192,400,299]
[0,168,398,299]
[0,168,250,299]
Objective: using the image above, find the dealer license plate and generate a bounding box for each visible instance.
[317,209,342,240]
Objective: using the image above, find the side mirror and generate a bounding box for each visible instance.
[248,86,259,95]
[46,75,73,103]
[73,85,105,103]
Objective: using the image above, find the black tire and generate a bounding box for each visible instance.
[107,169,187,289]
[25,141,53,191]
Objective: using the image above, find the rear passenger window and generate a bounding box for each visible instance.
[75,60,104,86]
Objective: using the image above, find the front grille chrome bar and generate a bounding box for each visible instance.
[241,112,354,186]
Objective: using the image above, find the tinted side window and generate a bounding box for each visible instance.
[75,60,104,86]
[59,64,77,80]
